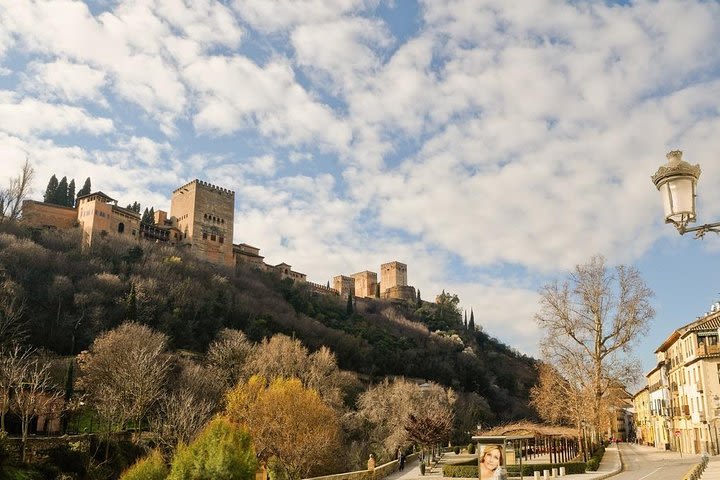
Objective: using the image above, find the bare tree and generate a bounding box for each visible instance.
[0,344,31,432]
[0,278,28,348]
[206,328,254,387]
[535,255,654,443]
[150,388,215,452]
[78,322,170,443]
[12,356,62,462]
[0,158,34,224]
[356,379,454,462]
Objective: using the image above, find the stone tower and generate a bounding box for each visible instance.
[352,271,378,298]
[380,261,407,291]
[170,179,235,266]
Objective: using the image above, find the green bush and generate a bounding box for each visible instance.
[419,462,426,476]
[121,450,169,480]
[467,443,475,454]
[443,461,587,477]
[453,446,460,455]
[443,465,477,477]
[586,458,599,471]
[168,417,257,480]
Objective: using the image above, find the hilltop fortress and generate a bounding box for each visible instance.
[21,179,416,302]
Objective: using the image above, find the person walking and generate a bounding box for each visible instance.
[399,452,405,471]
[368,453,376,479]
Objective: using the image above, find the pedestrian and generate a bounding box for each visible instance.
[368,453,376,478]
[399,452,405,471]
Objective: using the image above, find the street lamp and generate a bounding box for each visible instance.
[651,150,720,237]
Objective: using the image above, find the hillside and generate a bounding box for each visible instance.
[0,221,538,424]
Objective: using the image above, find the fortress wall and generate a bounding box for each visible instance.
[21,200,77,229]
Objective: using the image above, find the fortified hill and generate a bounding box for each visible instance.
[22,179,417,302]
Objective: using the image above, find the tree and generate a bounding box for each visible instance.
[54,176,69,206]
[126,201,141,213]
[346,292,353,315]
[120,449,169,480]
[77,177,91,200]
[67,179,76,207]
[0,278,28,348]
[375,283,380,298]
[356,379,454,462]
[0,345,31,432]
[77,322,170,442]
[405,409,453,464]
[141,207,155,224]
[0,158,34,223]
[468,309,475,331]
[535,255,654,444]
[225,376,341,479]
[463,311,468,330]
[43,174,58,203]
[416,289,422,307]
[168,417,257,480]
[12,355,63,462]
[206,328,254,388]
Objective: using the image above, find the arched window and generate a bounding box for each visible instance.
[118,222,125,234]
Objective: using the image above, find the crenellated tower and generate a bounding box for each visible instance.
[170,179,235,266]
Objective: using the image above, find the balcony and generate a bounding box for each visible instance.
[697,343,720,356]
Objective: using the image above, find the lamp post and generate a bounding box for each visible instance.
[651,150,720,238]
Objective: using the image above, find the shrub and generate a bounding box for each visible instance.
[120,450,168,480]
[467,443,475,454]
[453,446,460,455]
[586,458,599,471]
[168,417,256,480]
[420,462,426,475]
[443,462,587,477]
[45,444,89,477]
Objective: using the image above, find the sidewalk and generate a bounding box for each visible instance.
[383,446,622,480]
[702,455,720,479]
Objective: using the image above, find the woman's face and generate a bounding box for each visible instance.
[483,448,501,471]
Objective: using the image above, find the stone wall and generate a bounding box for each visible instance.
[21,200,77,229]
[381,285,416,303]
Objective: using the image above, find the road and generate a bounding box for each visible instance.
[613,443,702,480]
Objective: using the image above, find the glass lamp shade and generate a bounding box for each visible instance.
[657,176,696,226]
[651,150,701,229]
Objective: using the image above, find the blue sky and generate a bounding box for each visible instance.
[2,0,720,383]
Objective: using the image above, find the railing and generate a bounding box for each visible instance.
[697,343,720,356]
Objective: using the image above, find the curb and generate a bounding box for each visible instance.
[591,447,624,480]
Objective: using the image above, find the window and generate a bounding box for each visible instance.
[211,234,216,241]
[118,222,125,234]
[202,233,208,240]
[219,237,224,244]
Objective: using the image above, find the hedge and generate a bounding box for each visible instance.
[443,462,586,477]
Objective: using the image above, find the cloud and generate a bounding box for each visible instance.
[232,0,377,32]
[23,60,108,105]
[184,55,352,150]
[0,91,113,137]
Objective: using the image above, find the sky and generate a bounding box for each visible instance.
[2,0,720,383]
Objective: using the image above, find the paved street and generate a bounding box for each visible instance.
[612,443,701,480]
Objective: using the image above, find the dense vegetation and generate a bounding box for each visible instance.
[0,220,539,478]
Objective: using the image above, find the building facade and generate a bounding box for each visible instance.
[645,310,720,454]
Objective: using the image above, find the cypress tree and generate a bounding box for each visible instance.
[67,179,76,207]
[326,281,330,289]
[346,292,353,315]
[375,283,380,298]
[43,174,58,203]
[464,311,468,330]
[469,309,475,331]
[54,176,69,206]
[77,177,91,200]
[416,289,422,307]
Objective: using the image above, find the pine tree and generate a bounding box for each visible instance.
[43,174,58,203]
[346,292,353,315]
[77,177,91,200]
[469,309,475,331]
[67,179,76,207]
[464,311,468,330]
[54,176,69,206]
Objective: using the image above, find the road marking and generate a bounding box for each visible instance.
[637,467,663,480]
